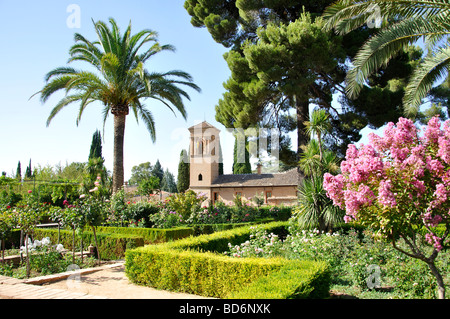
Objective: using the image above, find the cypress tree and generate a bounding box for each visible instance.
[177,149,190,193]
[151,159,164,184]
[161,169,177,193]
[89,130,103,160]
[218,141,224,175]
[232,135,251,174]
[16,161,21,181]
[25,159,32,179]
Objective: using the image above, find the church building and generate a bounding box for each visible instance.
[188,121,302,206]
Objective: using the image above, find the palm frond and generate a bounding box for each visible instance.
[37,75,75,103]
[323,0,450,34]
[137,106,156,142]
[346,16,449,98]
[403,46,450,115]
[46,94,84,126]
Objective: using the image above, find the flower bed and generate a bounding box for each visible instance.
[0,237,98,279]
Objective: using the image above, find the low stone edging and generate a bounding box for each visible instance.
[21,261,125,285]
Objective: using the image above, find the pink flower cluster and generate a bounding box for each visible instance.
[323,116,450,251]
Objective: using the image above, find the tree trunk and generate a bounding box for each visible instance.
[25,233,30,278]
[428,261,446,299]
[1,239,4,264]
[112,112,127,193]
[296,95,309,159]
[92,226,101,265]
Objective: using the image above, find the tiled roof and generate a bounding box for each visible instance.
[211,168,302,187]
[188,121,219,132]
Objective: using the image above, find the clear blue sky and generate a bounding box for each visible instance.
[0,0,238,180]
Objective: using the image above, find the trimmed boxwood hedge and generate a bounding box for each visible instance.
[94,225,195,244]
[227,261,330,299]
[125,221,330,299]
[33,228,144,260]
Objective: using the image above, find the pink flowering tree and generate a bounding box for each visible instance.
[323,116,449,299]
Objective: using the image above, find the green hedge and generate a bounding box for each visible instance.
[33,228,144,260]
[125,221,330,299]
[94,226,194,244]
[227,261,330,299]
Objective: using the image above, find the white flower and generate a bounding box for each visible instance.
[79,194,86,199]
[56,244,65,252]
[41,237,51,246]
[33,240,42,248]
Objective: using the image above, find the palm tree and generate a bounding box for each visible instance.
[296,140,343,232]
[322,0,450,116]
[295,110,343,232]
[33,18,201,192]
[304,108,331,161]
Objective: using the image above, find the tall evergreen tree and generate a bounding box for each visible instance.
[25,159,32,179]
[218,12,343,161]
[218,141,224,175]
[89,130,103,160]
[232,134,251,174]
[151,159,164,184]
[177,149,190,193]
[161,169,177,193]
[15,161,21,181]
[186,1,422,162]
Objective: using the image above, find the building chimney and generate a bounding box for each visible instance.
[256,163,262,175]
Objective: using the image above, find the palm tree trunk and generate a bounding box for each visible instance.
[112,111,127,193]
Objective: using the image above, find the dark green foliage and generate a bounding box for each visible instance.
[184,0,333,50]
[177,150,190,193]
[232,135,251,174]
[217,12,344,161]
[25,159,32,179]
[151,160,164,184]
[161,169,177,193]
[187,1,425,162]
[15,161,21,181]
[88,130,103,160]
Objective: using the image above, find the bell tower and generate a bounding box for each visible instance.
[188,121,220,190]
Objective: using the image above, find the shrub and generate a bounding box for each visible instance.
[227,261,330,299]
[125,221,331,299]
[164,190,207,220]
[33,228,144,260]
[95,225,194,244]
[126,201,159,227]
